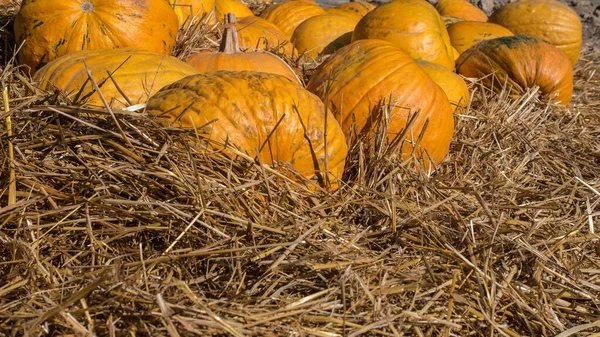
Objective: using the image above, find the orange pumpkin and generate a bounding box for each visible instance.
[14,0,179,72]
[170,0,216,26]
[236,16,296,57]
[291,14,356,58]
[352,0,455,70]
[187,14,299,83]
[415,59,470,112]
[489,0,582,65]
[260,0,326,39]
[146,71,348,188]
[34,48,199,108]
[215,0,253,22]
[448,21,514,55]
[325,2,375,21]
[456,35,573,105]
[307,39,455,169]
[435,0,488,22]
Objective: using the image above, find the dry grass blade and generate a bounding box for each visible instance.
[1,3,600,335]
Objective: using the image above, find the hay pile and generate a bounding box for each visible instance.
[1,2,600,336]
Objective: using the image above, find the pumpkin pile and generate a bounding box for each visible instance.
[12,0,582,188]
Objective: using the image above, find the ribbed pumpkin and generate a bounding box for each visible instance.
[307,40,454,168]
[260,0,326,39]
[146,71,348,188]
[236,16,296,57]
[325,2,375,21]
[14,0,179,72]
[489,0,582,65]
[435,0,488,22]
[291,14,357,59]
[215,0,253,22]
[415,59,470,112]
[187,14,299,83]
[456,35,573,105]
[352,0,455,70]
[35,48,199,108]
[170,0,216,26]
[448,21,514,55]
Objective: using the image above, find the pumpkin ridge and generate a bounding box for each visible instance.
[342,60,417,128]
[324,45,403,103]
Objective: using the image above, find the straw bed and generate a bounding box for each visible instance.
[1,2,600,336]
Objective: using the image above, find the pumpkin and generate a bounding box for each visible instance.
[215,0,253,22]
[415,59,470,112]
[260,0,326,39]
[456,35,573,105]
[14,0,179,72]
[236,16,296,57]
[451,46,460,60]
[325,2,375,21]
[435,0,488,22]
[489,0,582,65]
[448,21,514,55]
[306,39,454,168]
[291,14,356,59]
[187,14,299,83]
[35,48,199,108]
[146,71,348,188]
[352,0,455,70]
[170,0,216,26]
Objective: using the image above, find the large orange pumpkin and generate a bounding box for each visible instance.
[307,39,455,169]
[291,14,357,59]
[14,0,179,72]
[325,2,375,21]
[187,14,300,83]
[215,0,253,22]
[170,0,216,26]
[352,0,455,70]
[146,71,348,188]
[448,21,514,55]
[456,35,573,105]
[415,59,470,113]
[260,0,326,39]
[34,48,199,108]
[489,0,582,65]
[435,0,488,22]
[236,16,296,57]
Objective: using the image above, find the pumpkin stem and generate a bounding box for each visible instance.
[80,1,94,13]
[219,13,240,54]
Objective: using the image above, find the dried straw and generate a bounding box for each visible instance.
[1,3,599,337]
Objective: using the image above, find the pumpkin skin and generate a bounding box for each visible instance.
[170,0,216,26]
[489,0,582,65]
[456,35,573,105]
[435,0,488,22]
[236,16,296,57]
[325,2,375,21]
[448,21,514,55]
[291,14,357,59]
[14,0,179,72]
[415,59,470,112]
[441,15,464,27]
[35,48,200,108]
[307,39,455,168]
[352,0,455,70]
[146,71,348,187]
[260,0,326,39]
[215,0,253,22]
[187,14,299,83]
